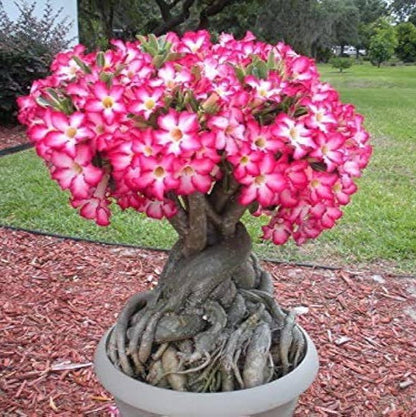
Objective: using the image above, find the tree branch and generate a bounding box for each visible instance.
[154,0,172,22]
[221,197,247,237]
[204,196,223,229]
[153,0,195,35]
[166,193,188,237]
[198,0,237,29]
[210,174,240,213]
[183,192,207,256]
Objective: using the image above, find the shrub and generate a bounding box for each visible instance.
[0,51,49,125]
[0,0,73,125]
[329,56,354,72]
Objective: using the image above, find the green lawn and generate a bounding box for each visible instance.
[1,63,415,273]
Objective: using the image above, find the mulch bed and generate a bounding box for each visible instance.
[1,228,415,416]
[0,126,28,151]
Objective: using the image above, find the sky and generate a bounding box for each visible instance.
[3,0,79,46]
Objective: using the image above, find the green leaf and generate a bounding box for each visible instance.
[72,56,92,74]
[148,34,160,53]
[35,96,52,108]
[255,61,268,79]
[96,51,105,67]
[233,65,246,83]
[267,51,276,70]
[152,55,165,68]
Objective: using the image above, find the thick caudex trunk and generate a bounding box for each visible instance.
[107,223,306,392]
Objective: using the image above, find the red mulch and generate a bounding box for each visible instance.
[1,229,415,416]
[0,126,28,151]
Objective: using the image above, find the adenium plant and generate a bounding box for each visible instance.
[18,31,371,392]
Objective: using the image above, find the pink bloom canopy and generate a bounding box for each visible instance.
[18,31,371,246]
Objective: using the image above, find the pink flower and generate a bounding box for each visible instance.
[304,102,337,132]
[245,120,285,153]
[85,81,126,124]
[238,154,287,207]
[307,170,337,203]
[128,86,164,119]
[138,198,177,219]
[178,30,211,54]
[137,155,178,200]
[245,75,283,102]
[156,62,192,90]
[286,56,317,83]
[174,157,214,195]
[44,112,94,157]
[262,218,292,245]
[273,114,315,159]
[333,176,357,205]
[309,132,345,172]
[71,175,111,226]
[227,145,263,180]
[27,108,56,144]
[51,145,103,199]
[86,112,119,152]
[207,109,245,151]
[155,109,201,156]
[310,203,343,229]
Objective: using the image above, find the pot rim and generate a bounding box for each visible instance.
[94,325,319,416]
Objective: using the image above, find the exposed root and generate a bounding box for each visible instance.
[243,322,271,388]
[108,225,306,392]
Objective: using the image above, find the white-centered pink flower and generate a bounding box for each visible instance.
[174,157,214,195]
[51,145,103,199]
[207,109,245,151]
[128,86,164,119]
[137,155,179,200]
[262,218,292,245]
[309,132,345,172]
[237,154,287,207]
[304,102,337,132]
[307,170,337,203]
[138,198,177,219]
[156,63,192,90]
[245,75,283,102]
[71,175,111,226]
[155,109,201,156]
[44,112,94,157]
[85,81,126,124]
[273,114,315,159]
[246,120,285,153]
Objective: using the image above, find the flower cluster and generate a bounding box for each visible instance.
[18,31,371,245]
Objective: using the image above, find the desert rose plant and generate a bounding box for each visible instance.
[18,31,371,392]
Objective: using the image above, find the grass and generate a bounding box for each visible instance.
[0,63,415,274]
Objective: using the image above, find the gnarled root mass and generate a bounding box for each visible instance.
[106,224,306,392]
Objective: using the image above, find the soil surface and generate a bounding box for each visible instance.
[1,228,415,416]
[0,126,28,151]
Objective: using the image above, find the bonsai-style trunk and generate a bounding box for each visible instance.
[107,190,306,392]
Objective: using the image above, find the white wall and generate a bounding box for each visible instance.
[4,0,79,46]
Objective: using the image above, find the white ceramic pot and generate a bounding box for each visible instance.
[94,326,318,417]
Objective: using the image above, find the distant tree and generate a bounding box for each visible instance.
[353,0,388,55]
[255,0,358,58]
[390,0,416,22]
[329,0,360,54]
[369,19,398,67]
[395,22,416,62]
[255,0,323,55]
[329,56,354,71]
[78,0,252,49]
[409,12,416,26]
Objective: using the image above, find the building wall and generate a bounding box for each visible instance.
[4,0,79,46]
